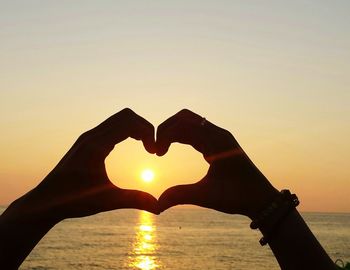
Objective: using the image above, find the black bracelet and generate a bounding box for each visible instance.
[250,189,300,246]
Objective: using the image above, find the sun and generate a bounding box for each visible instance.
[141,169,155,183]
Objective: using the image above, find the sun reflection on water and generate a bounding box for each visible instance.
[128,211,161,269]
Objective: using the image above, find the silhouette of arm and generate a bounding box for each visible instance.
[157,109,336,270]
[262,209,336,269]
[0,109,159,269]
[0,196,59,270]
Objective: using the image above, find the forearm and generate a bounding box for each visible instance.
[244,171,337,270]
[0,196,59,269]
[263,209,336,270]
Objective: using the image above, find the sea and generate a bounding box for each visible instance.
[1,207,349,269]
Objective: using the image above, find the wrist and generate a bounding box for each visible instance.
[245,180,280,220]
[2,190,62,226]
[249,189,300,246]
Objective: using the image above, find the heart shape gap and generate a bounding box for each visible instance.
[105,138,209,199]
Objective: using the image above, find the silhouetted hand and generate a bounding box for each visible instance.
[0,108,161,269]
[157,109,279,219]
[18,108,159,221]
[1,108,337,270]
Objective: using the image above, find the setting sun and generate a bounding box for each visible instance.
[141,169,155,183]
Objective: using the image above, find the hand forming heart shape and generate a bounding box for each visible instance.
[1,108,335,270]
[155,109,278,218]
[27,108,278,222]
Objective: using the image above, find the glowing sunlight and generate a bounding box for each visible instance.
[141,169,155,183]
[128,211,160,270]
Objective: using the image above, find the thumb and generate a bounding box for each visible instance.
[108,188,160,215]
[158,183,204,212]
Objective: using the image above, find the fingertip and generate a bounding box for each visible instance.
[158,201,172,213]
[143,194,160,215]
[145,205,160,215]
[156,150,166,157]
[153,207,161,215]
[155,142,170,156]
[158,188,177,212]
[119,189,159,214]
[142,128,156,154]
[159,183,201,212]
[137,192,160,214]
[143,140,157,154]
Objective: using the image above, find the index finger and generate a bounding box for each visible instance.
[81,108,156,158]
[156,109,236,161]
[156,109,205,155]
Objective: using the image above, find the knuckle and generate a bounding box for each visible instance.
[120,107,135,117]
[178,108,191,116]
[226,133,237,147]
[214,128,235,146]
[177,109,201,125]
[77,130,93,143]
[106,108,136,127]
[222,129,234,140]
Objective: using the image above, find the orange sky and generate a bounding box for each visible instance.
[0,1,349,212]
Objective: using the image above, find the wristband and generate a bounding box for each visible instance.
[250,189,299,246]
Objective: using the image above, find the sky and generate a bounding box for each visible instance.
[0,0,349,212]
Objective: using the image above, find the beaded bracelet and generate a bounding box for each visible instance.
[250,189,300,246]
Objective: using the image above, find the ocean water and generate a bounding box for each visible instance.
[1,207,349,269]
